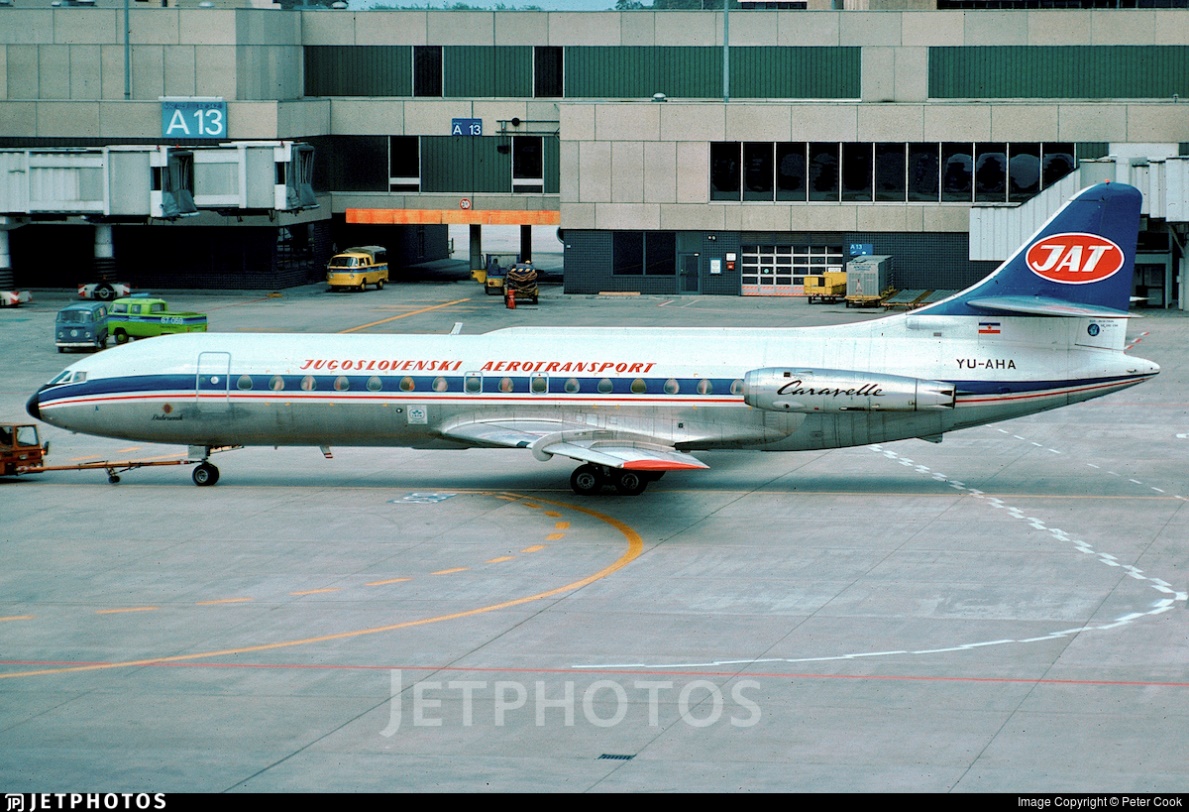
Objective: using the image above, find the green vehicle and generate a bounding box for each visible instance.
[109,296,207,344]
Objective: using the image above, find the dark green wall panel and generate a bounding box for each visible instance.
[731,48,860,99]
[306,45,860,100]
[305,46,411,97]
[930,47,1189,98]
[421,137,511,193]
[565,47,722,98]
[565,46,858,99]
[544,135,560,195]
[444,46,532,97]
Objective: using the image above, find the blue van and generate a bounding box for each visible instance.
[55,301,110,352]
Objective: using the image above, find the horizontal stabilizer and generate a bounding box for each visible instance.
[966,296,1135,319]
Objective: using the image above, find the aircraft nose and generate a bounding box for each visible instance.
[26,388,42,421]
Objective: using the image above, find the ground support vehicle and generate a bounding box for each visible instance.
[504,263,539,305]
[55,302,110,352]
[482,253,521,295]
[326,246,388,291]
[845,255,892,308]
[0,423,47,477]
[804,271,847,304]
[109,296,207,343]
[0,423,237,485]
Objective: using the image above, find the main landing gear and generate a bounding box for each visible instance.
[192,462,220,487]
[569,463,662,496]
[188,444,236,487]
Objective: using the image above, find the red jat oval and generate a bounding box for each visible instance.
[1025,232,1124,284]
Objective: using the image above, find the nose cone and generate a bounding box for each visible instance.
[26,388,42,421]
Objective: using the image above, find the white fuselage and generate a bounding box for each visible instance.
[32,311,1158,455]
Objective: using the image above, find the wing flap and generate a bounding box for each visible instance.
[439,419,707,471]
[541,440,708,471]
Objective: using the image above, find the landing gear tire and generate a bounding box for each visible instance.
[192,462,220,487]
[613,470,648,496]
[108,474,120,484]
[570,464,603,495]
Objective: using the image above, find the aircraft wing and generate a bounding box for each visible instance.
[439,419,708,471]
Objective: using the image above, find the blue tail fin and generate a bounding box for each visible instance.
[919,183,1141,318]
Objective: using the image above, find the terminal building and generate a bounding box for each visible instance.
[0,2,1186,309]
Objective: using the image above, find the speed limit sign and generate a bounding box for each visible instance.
[460,198,472,210]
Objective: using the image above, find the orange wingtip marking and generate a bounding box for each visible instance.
[621,460,705,471]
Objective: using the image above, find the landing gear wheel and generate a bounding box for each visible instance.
[192,462,220,487]
[95,283,114,301]
[107,474,120,484]
[570,464,604,495]
[613,470,648,496]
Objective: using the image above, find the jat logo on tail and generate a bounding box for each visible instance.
[1025,233,1124,285]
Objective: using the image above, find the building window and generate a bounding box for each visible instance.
[613,231,676,276]
[390,136,419,192]
[713,141,1078,205]
[875,142,907,202]
[942,143,973,202]
[534,46,564,98]
[743,142,774,201]
[776,143,807,202]
[808,143,839,201]
[710,142,742,201]
[975,142,1008,202]
[1008,142,1041,202]
[908,143,940,202]
[841,143,873,202]
[414,46,442,97]
[512,137,544,193]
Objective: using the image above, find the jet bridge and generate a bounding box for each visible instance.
[0,141,316,220]
[969,153,1189,310]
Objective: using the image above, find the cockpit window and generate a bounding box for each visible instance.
[47,370,86,386]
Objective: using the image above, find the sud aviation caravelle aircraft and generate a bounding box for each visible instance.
[27,183,1159,495]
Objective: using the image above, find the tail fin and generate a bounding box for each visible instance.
[919,183,1142,318]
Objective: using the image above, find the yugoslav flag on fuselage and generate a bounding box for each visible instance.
[919,183,1141,317]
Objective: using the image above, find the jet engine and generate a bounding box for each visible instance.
[742,368,955,412]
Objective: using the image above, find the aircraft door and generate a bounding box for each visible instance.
[196,352,232,412]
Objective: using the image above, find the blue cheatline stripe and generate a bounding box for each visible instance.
[38,373,747,404]
[37,370,1153,410]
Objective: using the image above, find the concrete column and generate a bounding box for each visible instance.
[469,224,483,271]
[93,224,116,280]
[1180,255,1188,312]
[520,224,532,263]
[0,228,12,289]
